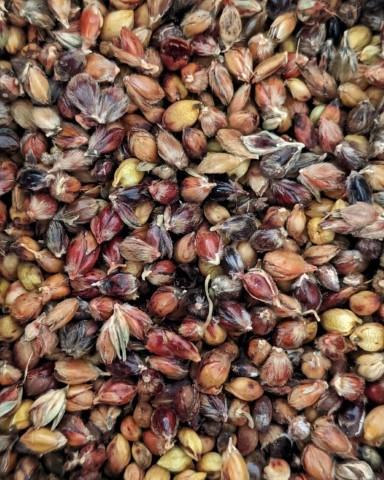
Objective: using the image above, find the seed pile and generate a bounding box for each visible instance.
[0,0,384,479]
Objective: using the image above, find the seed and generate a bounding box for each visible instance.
[252,53,288,83]
[30,388,66,429]
[307,217,335,245]
[197,452,222,474]
[178,428,203,461]
[7,399,33,430]
[220,438,249,479]
[288,380,328,410]
[350,323,384,352]
[54,359,104,385]
[286,78,312,102]
[101,10,134,41]
[356,353,384,382]
[347,25,372,51]
[112,158,145,188]
[174,471,207,480]
[157,446,193,473]
[225,377,263,402]
[0,316,23,342]
[269,12,297,43]
[124,463,145,480]
[264,458,290,480]
[349,290,381,316]
[338,82,368,107]
[363,405,384,447]
[263,249,316,281]
[321,308,362,335]
[19,428,67,454]
[144,465,170,480]
[163,100,201,132]
[106,433,131,476]
[197,153,248,175]
[302,443,334,480]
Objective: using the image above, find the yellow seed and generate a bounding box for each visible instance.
[197,452,222,473]
[356,353,384,382]
[347,25,372,51]
[20,428,67,454]
[9,400,33,430]
[309,105,326,125]
[178,427,203,461]
[11,100,35,130]
[144,465,170,480]
[366,86,384,107]
[237,241,257,269]
[17,262,43,291]
[5,26,26,55]
[0,316,23,342]
[338,83,368,107]
[360,44,381,64]
[198,259,223,279]
[207,139,222,152]
[344,135,369,155]
[157,446,193,473]
[112,158,145,188]
[101,10,134,41]
[350,323,384,352]
[134,200,153,225]
[305,198,334,218]
[0,415,11,432]
[0,278,10,305]
[204,201,230,225]
[286,78,312,102]
[174,470,207,480]
[229,158,250,179]
[363,405,384,446]
[162,100,201,132]
[331,199,348,212]
[307,217,335,245]
[281,36,297,52]
[361,164,384,191]
[321,308,362,336]
[32,106,61,134]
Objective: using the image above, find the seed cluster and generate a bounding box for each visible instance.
[0,0,383,479]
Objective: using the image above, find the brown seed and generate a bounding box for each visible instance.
[288,380,328,410]
[221,438,249,479]
[252,53,289,83]
[106,433,131,476]
[302,443,334,480]
[54,359,104,385]
[264,249,316,281]
[225,377,263,401]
